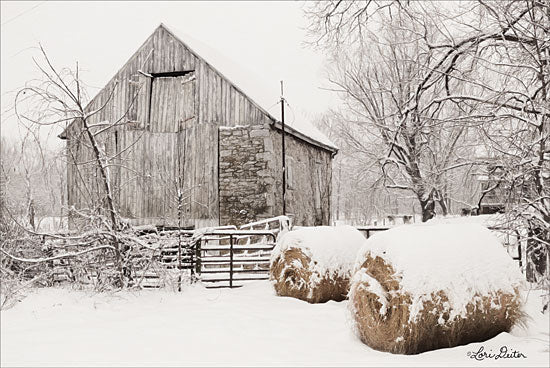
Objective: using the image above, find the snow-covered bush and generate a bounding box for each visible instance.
[0,207,56,309]
[270,225,367,303]
[349,223,525,354]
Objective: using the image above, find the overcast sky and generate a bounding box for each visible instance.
[1,1,338,148]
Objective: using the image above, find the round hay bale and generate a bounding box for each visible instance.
[270,225,367,303]
[349,223,525,355]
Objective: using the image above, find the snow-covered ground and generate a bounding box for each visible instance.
[1,282,548,367]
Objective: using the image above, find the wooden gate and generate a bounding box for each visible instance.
[195,230,277,288]
[147,217,290,289]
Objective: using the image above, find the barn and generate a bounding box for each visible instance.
[59,24,337,229]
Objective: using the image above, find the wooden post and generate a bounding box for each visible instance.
[178,230,182,270]
[229,235,234,288]
[281,81,286,216]
[194,238,202,281]
[516,230,523,269]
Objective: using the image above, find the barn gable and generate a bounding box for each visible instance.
[59,24,336,152]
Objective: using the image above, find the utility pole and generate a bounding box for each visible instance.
[280,81,286,215]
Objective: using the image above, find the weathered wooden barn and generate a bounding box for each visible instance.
[60,24,337,228]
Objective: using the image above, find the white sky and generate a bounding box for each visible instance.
[1,1,339,148]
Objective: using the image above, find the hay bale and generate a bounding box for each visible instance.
[270,225,366,303]
[349,223,525,355]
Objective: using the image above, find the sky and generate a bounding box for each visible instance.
[0,1,339,149]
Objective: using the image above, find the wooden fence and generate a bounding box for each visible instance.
[12,217,525,290]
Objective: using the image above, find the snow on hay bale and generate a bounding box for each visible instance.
[270,225,367,303]
[349,223,525,355]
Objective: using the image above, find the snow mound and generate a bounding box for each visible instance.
[272,225,367,281]
[354,223,525,321]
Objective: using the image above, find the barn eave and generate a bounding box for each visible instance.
[270,120,338,156]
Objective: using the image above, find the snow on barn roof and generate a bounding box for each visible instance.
[161,24,338,153]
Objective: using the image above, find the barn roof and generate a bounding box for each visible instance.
[60,23,337,154]
[162,24,337,153]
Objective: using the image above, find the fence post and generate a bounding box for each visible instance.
[229,235,234,288]
[194,238,202,282]
[177,230,182,270]
[514,230,523,271]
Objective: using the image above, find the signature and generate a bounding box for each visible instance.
[467,346,527,361]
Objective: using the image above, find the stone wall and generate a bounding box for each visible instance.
[218,124,276,225]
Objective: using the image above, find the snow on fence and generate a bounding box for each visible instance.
[45,229,198,289]
[487,226,523,268]
[239,215,291,233]
[193,216,291,288]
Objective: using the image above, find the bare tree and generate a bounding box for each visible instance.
[467,1,549,284]
[3,45,149,287]
[319,4,485,221]
[315,112,423,224]
[307,0,548,219]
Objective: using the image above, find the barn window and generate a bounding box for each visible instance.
[139,71,196,132]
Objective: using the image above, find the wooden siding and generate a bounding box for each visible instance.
[177,123,219,222]
[115,123,218,226]
[268,129,333,226]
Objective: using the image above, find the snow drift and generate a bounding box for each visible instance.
[349,223,525,355]
[270,225,367,303]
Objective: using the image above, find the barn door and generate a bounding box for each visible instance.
[148,73,196,133]
[175,74,196,131]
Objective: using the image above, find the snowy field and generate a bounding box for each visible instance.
[1,282,548,367]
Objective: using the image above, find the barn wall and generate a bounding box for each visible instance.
[115,123,218,227]
[268,128,333,226]
[71,24,275,132]
[218,124,276,225]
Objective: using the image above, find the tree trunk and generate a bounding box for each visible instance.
[419,195,436,222]
[80,117,126,285]
[437,188,449,216]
